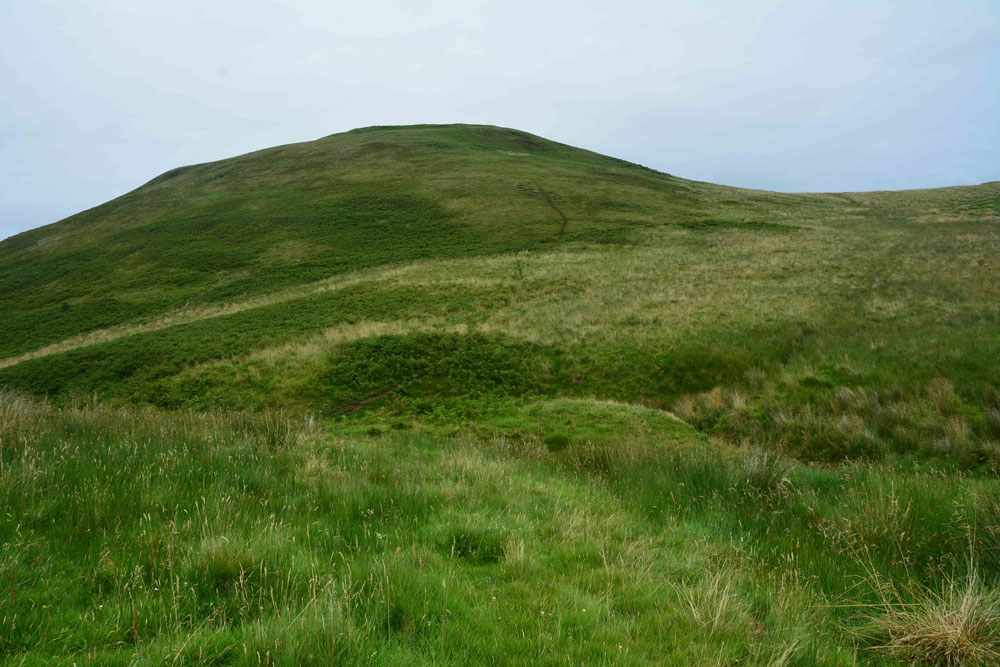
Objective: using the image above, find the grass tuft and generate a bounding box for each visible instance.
[739,447,793,494]
[860,572,1000,666]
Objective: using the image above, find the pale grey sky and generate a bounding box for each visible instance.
[1,0,997,240]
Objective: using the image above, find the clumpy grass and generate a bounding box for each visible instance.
[738,446,794,494]
[674,566,752,638]
[856,570,1000,666]
[674,371,1000,469]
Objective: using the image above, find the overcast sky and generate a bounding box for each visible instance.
[1,0,997,240]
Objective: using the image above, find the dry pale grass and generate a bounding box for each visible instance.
[675,567,749,636]
[245,318,460,365]
[0,390,45,449]
[861,574,1000,666]
[669,561,808,665]
[475,236,831,346]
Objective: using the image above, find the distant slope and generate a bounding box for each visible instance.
[0,124,701,360]
[0,122,932,362]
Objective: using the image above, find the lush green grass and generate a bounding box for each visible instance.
[1,124,999,663]
[0,285,493,401]
[3,394,999,665]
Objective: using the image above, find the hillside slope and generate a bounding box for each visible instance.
[0,123,727,360]
[2,126,1000,664]
[2,126,999,461]
[11,123,989,361]
[1,127,998,440]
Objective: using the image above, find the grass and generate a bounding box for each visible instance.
[3,393,1000,664]
[1,124,999,663]
[0,125,690,360]
[857,573,1000,666]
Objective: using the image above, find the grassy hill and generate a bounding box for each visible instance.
[0,124,703,361]
[1,125,999,664]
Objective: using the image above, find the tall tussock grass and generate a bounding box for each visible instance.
[0,390,43,444]
[855,569,1000,666]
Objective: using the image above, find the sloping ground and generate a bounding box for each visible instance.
[2,126,1000,664]
[13,123,984,363]
[0,123,715,360]
[1,178,998,470]
[4,393,1000,664]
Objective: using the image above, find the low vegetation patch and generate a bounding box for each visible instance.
[676,218,798,231]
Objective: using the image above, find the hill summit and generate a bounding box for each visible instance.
[1,123,877,362]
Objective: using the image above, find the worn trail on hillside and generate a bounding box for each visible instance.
[516,183,569,236]
[540,188,569,236]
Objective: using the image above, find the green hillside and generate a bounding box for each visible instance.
[2,125,1000,664]
[0,124,699,360]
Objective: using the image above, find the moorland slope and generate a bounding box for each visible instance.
[2,125,999,664]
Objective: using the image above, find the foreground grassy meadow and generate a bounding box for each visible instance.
[1,125,999,664]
